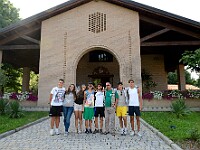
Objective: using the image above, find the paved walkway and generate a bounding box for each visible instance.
[0,115,172,150]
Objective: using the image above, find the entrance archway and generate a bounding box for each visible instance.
[76,49,120,88]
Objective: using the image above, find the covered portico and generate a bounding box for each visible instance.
[0,0,199,106]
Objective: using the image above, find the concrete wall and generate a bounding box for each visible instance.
[141,54,168,91]
[38,1,140,106]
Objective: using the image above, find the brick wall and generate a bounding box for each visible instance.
[38,1,140,106]
[141,54,168,91]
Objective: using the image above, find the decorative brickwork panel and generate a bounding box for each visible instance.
[89,12,106,33]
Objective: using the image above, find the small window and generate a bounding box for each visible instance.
[89,12,106,33]
[89,50,113,62]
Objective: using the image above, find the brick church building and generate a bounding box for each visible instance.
[0,0,199,106]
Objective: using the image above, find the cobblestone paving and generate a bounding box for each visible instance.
[0,115,172,150]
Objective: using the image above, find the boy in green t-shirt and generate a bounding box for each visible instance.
[104,82,119,136]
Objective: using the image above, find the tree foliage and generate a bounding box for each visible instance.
[0,67,8,87]
[29,71,38,94]
[0,0,20,28]
[168,70,198,86]
[180,48,200,72]
[168,72,178,84]
[1,64,22,92]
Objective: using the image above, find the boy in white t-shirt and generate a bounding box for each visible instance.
[93,83,105,134]
[126,79,143,137]
[49,79,65,136]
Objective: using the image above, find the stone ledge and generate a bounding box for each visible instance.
[140,118,183,150]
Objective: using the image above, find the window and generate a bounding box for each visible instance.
[89,12,106,33]
[89,50,113,62]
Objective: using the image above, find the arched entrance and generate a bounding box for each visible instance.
[76,49,120,87]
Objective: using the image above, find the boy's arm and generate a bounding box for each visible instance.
[125,89,129,104]
[114,91,119,107]
[138,88,143,111]
[49,94,53,105]
[115,99,119,106]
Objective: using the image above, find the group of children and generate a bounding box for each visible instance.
[49,79,143,137]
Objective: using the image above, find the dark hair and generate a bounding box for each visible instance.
[88,82,94,85]
[66,84,76,99]
[97,83,103,90]
[117,82,123,85]
[77,84,86,96]
[97,83,102,87]
[128,79,134,83]
[106,82,111,85]
[59,79,64,82]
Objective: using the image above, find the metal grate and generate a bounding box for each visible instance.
[89,12,106,33]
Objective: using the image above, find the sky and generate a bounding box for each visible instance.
[8,0,200,79]
[9,0,200,22]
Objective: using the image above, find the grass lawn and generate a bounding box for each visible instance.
[142,112,200,149]
[0,111,48,134]
[142,112,200,141]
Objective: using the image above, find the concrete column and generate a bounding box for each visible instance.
[177,64,186,91]
[0,50,3,64]
[22,67,31,92]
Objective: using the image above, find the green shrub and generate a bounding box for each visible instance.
[0,99,9,115]
[189,128,200,141]
[8,100,24,118]
[171,99,191,118]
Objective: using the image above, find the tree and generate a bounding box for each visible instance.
[0,1,21,93]
[0,67,8,91]
[1,64,22,92]
[29,71,39,94]
[197,76,200,88]
[185,70,197,85]
[180,48,200,72]
[0,0,20,28]
[168,70,197,85]
[168,72,178,84]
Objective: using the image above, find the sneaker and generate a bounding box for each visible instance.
[89,129,92,134]
[64,131,69,136]
[78,130,82,134]
[104,131,109,135]
[99,129,103,134]
[111,132,115,136]
[136,131,142,137]
[120,128,124,135]
[79,128,82,133]
[130,130,135,136]
[50,129,54,136]
[124,128,127,135]
[55,128,60,135]
[93,129,99,134]
[85,129,89,134]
